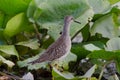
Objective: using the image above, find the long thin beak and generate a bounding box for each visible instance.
[73,19,81,24]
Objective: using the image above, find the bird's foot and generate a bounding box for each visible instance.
[54,64,64,72]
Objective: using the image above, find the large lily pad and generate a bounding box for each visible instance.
[88,0,111,14]
[27,0,94,40]
[91,13,120,39]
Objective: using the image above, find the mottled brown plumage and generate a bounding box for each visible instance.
[29,16,73,64]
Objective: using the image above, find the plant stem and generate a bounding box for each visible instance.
[33,23,42,45]
[98,61,114,80]
[98,64,106,80]
[71,29,81,41]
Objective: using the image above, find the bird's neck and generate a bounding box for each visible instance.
[62,22,71,36]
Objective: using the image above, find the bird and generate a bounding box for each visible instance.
[29,16,80,65]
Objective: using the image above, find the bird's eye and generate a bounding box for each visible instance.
[60,31,62,34]
[71,17,73,20]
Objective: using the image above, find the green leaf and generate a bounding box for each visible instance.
[115,58,120,74]
[88,0,111,14]
[27,0,94,40]
[81,24,90,41]
[87,50,116,61]
[4,13,33,37]
[105,37,120,51]
[0,29,6,45]
[83,41,105,51]
[108,0,120,4]
[0,11,4,27]
[91,13,120,39]
[0,45,19,58]
[0,55,14,68]
[16,39,40,50]
[88,50,120,74]
[0,0,31,15]
[111,7,120,29]
[115,52,120,74]
[27,0,41,23]
[52,67,75,80]
[84,44,102,51]
[71,43,90,60]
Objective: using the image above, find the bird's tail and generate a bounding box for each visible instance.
[28,60,36,65]
[28,56,48,64]
[28,59,42,65]
[28,53,48,64]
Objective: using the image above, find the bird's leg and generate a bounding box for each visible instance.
[48,62,53,72]
[60,64,64,72]
[55,64,63,72]
[48,62,63,72]
[53,60,64,72]
[60,61,64,72]
[54,64,59,70]
[47,63,55,80]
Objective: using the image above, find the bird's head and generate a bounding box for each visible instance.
[64,16,73,23]
[64,16,81,24]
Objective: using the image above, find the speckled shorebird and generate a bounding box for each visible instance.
[29,16,80,65]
